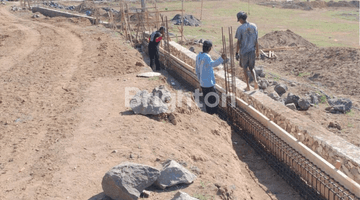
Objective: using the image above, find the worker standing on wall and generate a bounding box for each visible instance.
[148,27,165,71]
[196,40,227,115]
[235,11,259,91]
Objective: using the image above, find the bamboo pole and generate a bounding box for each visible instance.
[181,0,184,42]
[200,0,203,20]
[125,3,133,43]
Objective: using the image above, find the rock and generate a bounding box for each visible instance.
[254,66,264,77]
[286,103,297,110]
[130,90,168,115]
[152,85,171,103]
[154,160,196,189]
[102,162,160,200]
[329,122,341,130]
[140,190,151,198]
[290,82,296,87]
[285,93,300,106]
[189,46,195,53]
[259,72,266,78]
[274,84,288,96]
[259,82,267,90]
[171,191,198,200]
[168,113,177,125]
[298,99,311,110]
[268,92,281,101]
[272,81,278,86]
[135,62,144,66]
[310,94,319,105]
[328,98,352,113]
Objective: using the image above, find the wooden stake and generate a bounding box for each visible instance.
[181,0,184,42]
[200,0,203,20]
[125,3,133,43]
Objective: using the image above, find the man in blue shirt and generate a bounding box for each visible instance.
[195,40,226,114]
[235,11,259,91]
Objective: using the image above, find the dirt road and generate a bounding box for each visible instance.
[0,5,302,200]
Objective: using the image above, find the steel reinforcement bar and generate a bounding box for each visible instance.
[221,103,359,200]
[142,37,360,199]
[149,43,360,200]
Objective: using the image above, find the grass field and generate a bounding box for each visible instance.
[133,0,359,49]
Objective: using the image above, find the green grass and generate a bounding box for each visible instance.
[148,76,159,81]
[298,72,311,77]
[346,110,355,117]
[153,0,359,49]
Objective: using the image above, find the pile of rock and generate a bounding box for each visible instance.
[130,85,171,115]
[102,160,197,200]
[326,98,352,113]
[171,14,201,26]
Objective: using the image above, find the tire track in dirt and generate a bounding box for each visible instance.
[0,7,41,74]
[0,7,83,199]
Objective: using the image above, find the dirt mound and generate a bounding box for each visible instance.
[280,47,360,96]
[258,29,316,49]
[171,14,201,26]
[76,1,95,12]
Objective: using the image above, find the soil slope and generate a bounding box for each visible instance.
[0,5,302,200]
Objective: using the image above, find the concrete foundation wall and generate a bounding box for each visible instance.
[32,7,95,23]
[153,40,360,185]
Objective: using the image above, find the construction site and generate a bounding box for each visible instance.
[0,0,359,199]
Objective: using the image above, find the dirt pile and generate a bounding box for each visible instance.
[75,1,95,12]
[279,47,360,96]
[258,29,316,49]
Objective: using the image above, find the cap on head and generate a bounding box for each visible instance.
[236,11,247,21]
[202,40,213,52]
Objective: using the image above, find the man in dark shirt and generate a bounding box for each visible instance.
[148,27,165,71]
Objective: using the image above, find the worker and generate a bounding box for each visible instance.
[196,40,227,115]
[235,11,259,91]
[148,27,165,71]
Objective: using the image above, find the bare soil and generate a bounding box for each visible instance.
[252,30,360,147]
[0,4,302,200]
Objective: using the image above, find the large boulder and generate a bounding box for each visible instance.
[130,90,168,115]
[328,98,352,113]
[285,93,300,106]
[155,160,196,189]
[102,162,161,200]
[298,99,311,110]
[152,85,171,103]
[171,191,199,200]
[274,84,288,96]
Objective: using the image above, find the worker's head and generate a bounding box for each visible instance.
[159,26,166,34]
[203,40,213,53]
[237,11,247,24]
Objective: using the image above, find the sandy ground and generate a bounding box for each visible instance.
[0,4,302,200]
[255,30,360,147]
